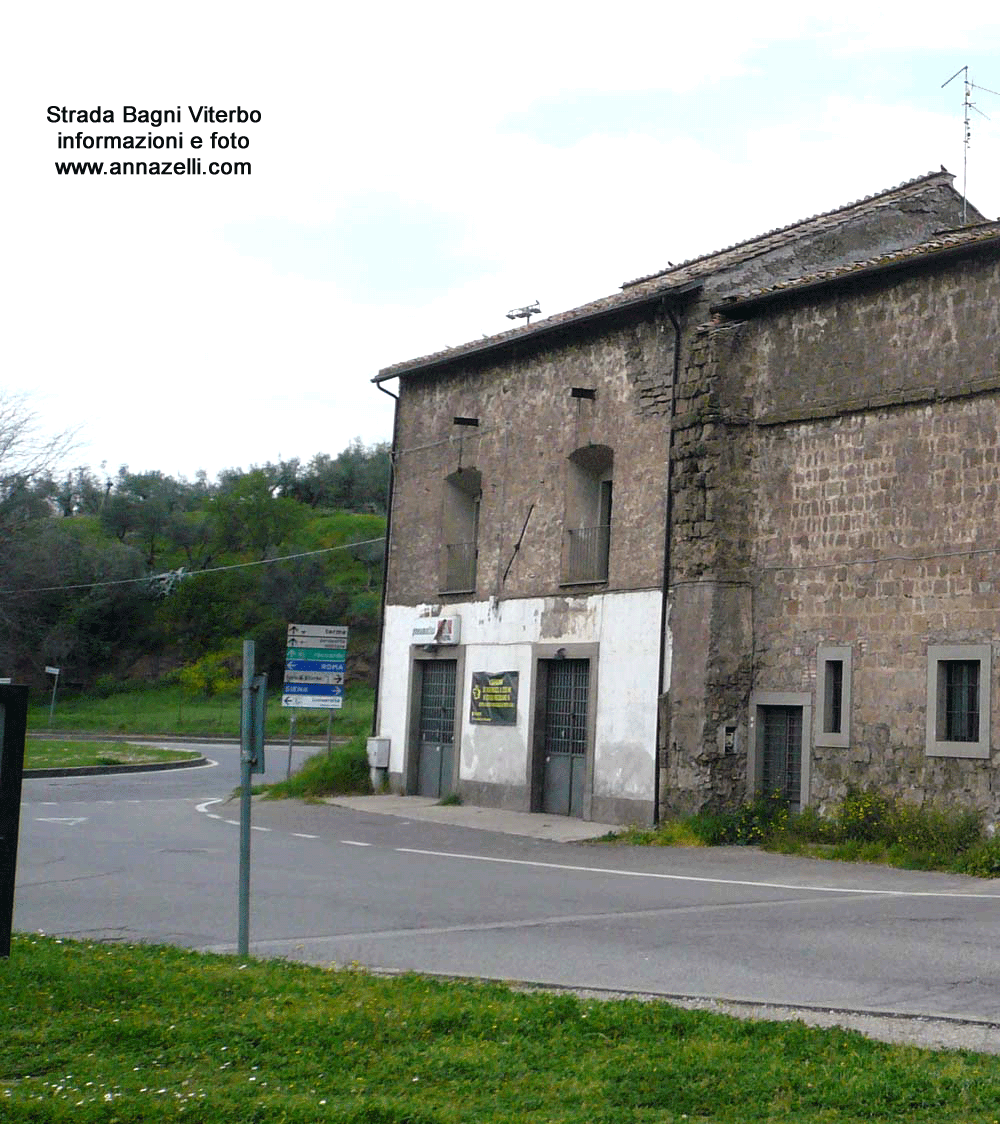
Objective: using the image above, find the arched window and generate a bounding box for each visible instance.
[562,445,612,583]
[441,467,481,593]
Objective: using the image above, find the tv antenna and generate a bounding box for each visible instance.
[942,65,1000,223]
[506,300,541,325]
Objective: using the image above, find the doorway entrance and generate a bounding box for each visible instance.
[760,704,803,811]
[415,659,457,798]
[540,658,590,817]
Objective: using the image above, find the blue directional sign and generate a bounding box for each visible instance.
[282,622,348,709]
[285,659,346,673]
[282,683,344,697]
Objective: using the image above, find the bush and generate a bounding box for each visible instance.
[890,802,981,856]
[265,733,371,799]
[177,647,242,699]
[783,804,839,844]
[955,836,1000,878]
[688,791,790,846]
[838,787,893,842]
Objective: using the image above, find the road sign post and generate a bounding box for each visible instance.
[282,624,348,773]
[45,666,60,726]
[237,640,267,959]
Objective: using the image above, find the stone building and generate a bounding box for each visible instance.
[371,169,999,825]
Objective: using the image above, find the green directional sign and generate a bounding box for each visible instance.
[285,647,347,662]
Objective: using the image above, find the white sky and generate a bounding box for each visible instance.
[6,2,1000,482]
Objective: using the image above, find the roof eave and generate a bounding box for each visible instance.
[373,280,703,383]
[710,233,1000,318]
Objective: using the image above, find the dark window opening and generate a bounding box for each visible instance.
[942,659,980,742]
[823,659,843,734]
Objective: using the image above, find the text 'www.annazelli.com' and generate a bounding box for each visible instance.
[54,159,251,176]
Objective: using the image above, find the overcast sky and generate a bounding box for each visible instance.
[7,2,1000,483]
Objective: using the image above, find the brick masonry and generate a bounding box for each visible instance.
[665,244,1000,818]
[386,317,674,608]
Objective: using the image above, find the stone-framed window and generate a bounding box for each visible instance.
[814,645,852,749]
[925,643,991,759]
[440,467,481,594]
[561,445,612,585]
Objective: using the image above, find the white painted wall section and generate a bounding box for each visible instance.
[377,589,665,802]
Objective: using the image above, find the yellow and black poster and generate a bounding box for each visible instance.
[470,671,518,725]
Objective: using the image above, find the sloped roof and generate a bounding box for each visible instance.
[621,169,976,291]
[375,170,978,383]
[374,278,702,382]
[711,220,1000,315]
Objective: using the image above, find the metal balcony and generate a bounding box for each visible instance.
[562,525,610,584]
[441,541,477,593]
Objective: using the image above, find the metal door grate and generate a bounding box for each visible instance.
[418,661,456,744]
[544,660,589,755]
[761,705,802,806]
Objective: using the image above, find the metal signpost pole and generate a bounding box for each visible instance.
[238,639,254,958]
[46,666,60,726]
[286,710,296,780]
[0,685,29,959]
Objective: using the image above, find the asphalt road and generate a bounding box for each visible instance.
[14,745,1000,1037]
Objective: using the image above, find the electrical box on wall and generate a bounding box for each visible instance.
[366,737,390,769]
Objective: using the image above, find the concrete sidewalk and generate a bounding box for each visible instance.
[326,794,619,842]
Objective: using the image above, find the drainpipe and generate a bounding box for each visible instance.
[371,380,400,737]
[653,302,683,824]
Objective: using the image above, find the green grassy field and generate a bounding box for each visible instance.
[3,936,1000,1123]
[23,740,200,770]
[27,683,374,742]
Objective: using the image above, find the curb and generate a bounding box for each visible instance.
[24,756,209,779]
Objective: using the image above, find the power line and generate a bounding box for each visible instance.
[0,537,385,597]
[758,542,1000,572]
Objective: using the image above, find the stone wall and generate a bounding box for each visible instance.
[387,316,676,607]
[662,243,1000,817]
[745,248,1000,816]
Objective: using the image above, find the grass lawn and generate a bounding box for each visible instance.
[3,937,1000,1123]
[27,683,374,742]
[23,740,201,771]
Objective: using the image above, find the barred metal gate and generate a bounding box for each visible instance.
[760,705,802,810]
[541,659,589,817]
[416,660,456,798]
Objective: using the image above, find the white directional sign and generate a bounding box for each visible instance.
[287,624,348,642]
[282,623,348,709]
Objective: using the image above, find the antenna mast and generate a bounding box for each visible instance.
[942,65,999,224]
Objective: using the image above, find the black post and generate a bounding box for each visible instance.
[0,685,29,959]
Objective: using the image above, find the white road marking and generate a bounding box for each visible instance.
[251,826,272,833]
[340,840,372,847]
[395,848,1000,901]
[292,833,319,840]
[36,817,88,826]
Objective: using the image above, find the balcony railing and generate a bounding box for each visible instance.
[562,525,610,584]
[441,541,477,593]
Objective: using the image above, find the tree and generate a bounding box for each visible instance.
[0,392,77,536]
